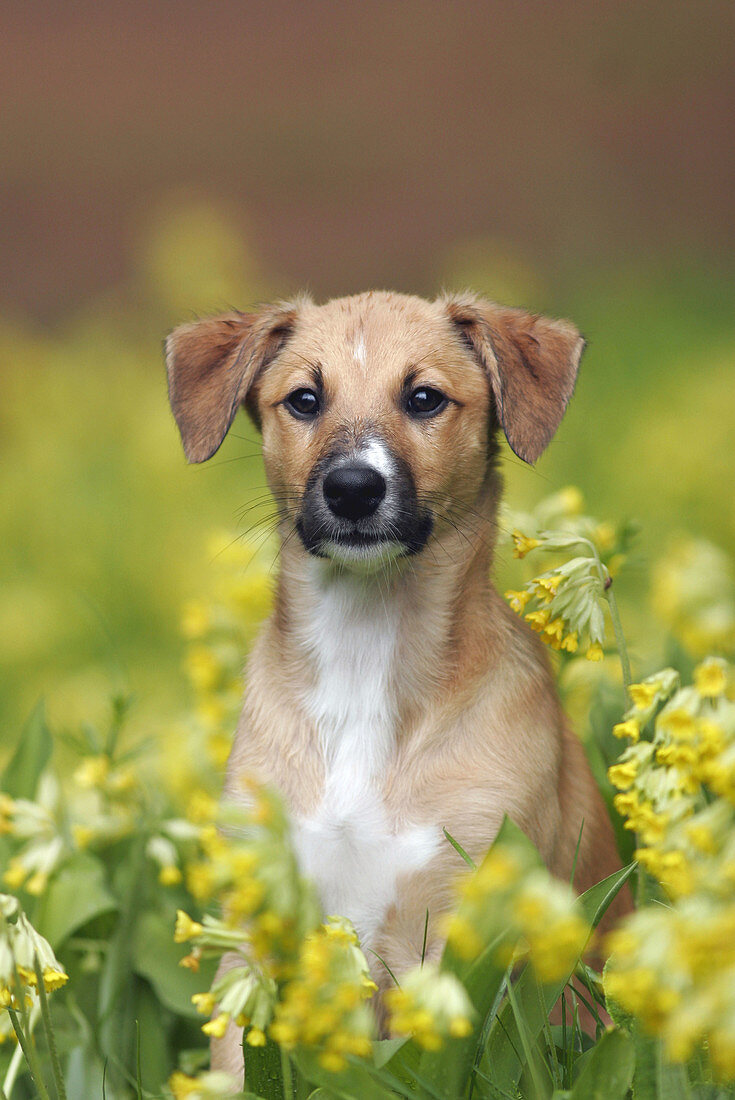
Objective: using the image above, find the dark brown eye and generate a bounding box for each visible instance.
[405,386,448,418]
[285,388,320,419]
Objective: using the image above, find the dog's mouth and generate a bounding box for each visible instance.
[293,443,433,565]
[296,516,432,563]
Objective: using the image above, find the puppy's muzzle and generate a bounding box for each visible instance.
[323,465,387,521]
[296,441,433,562]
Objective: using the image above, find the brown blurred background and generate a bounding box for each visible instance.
[3,0,734,319]
[1,1,734,735]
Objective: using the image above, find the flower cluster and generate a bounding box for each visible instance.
[652,537,735,658]
[444,838,589,983]
[605,657,735,1077]
[270,916,377,1072]
[180,784,321,973]
[177,905,375,1068]
[609,658,733,896]
[168,1069,239,1099]
[181,531,273,769]
[506,554,607,660]
[1,756,203,896]
[503,487,632,663]
[384,965,473,1050]
[176,786,485,1070]
[0,892,68,1041]
[175,785,328,1047]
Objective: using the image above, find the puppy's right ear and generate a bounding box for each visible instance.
[165,303,299,462]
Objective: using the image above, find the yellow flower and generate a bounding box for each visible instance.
[608,760,638,790]
[185,647,223,694]
[192,992,217,1016]
[593,522,616,552]
[525,609,550,632]
[246,1026,266,1047]
[694,657,728,699]
[534,574,563,601]
[561,632,578,653]
[586,642,604,661]
[26,871,49,896]
[559,486,584,515]
[175,910,203,943]
[72,824,95,849]
[40,967,68,992]
[629,681,659,710]
[179,952,201,972]
[613,719,640,742]
[444,914,483,959]
[512,531,540,559]
[159,864,182,886]
[3,861,27,890]
[186,790,218,824]
[73,755,110,789]
[318,1050,346,1073]
[168,1071,199,1098]
[505,589,531,614]
[202,1012,230,1038]
[659,707,697,740]
[180,600,212,640]
[543,617,565,647]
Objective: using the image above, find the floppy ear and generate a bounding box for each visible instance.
[165,303,299,462]
[442,293,585,464]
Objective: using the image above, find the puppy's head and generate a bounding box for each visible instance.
[166,291,584,566]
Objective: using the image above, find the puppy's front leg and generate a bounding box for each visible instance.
[209,952,246,1076]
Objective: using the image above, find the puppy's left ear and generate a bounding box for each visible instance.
[442,293,585,463]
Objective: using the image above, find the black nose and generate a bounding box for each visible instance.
[323,465,387,520]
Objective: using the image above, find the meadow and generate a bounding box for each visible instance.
[1,204,734,1098]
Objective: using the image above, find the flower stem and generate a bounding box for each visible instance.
[605,585,632,691]
[6,1007,52,1100]
[34,954,67,1100]
[280,1046,294,1100]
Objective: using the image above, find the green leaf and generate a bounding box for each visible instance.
[372,1037,409,1070]
[34,851,117,948]
[480,864,635,1096]
[134,979,172,1094]
[569,1028,634,1099]
[132,909,216,1018]
[656,1054,692,1100]
[243,1034,283,1098]
[1,700,52,799]
[292,1050,395,1099]
[417,818,540,1098]
[580,862,636,929]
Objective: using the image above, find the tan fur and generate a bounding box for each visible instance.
[166,290,628,1071]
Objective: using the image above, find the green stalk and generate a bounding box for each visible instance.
[605,584,632,691]
[2,1004,38,1098]
[6,1006,52,1100]
[33,954,67,1100]
[280,1046,294,1100]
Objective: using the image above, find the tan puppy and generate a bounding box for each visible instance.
[166,290,625,1073]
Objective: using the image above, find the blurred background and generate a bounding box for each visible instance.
[1,0,733,738]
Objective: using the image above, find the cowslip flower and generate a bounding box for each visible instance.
[270,916,376,1071]
[1,893,68,1025]
[168,1069,239,1099]
[651,537,735,658]
[385,965,473,1050]
[444,837,589,982]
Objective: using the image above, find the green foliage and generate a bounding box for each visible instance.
[1,208,735,1098]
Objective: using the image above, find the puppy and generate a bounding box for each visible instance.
[166,290,625,1073]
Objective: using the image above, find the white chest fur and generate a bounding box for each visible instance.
[292,567,439,948]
